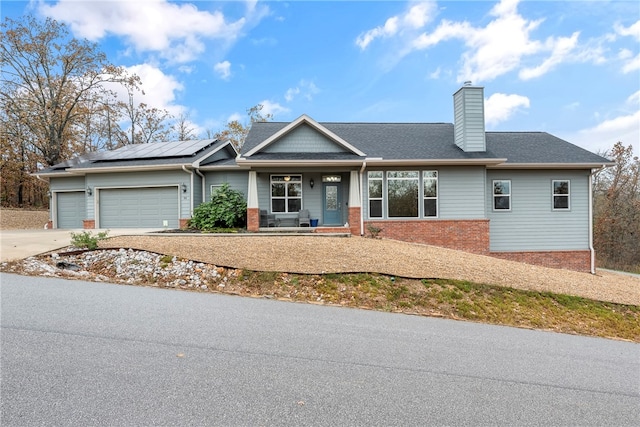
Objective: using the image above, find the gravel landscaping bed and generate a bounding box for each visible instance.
[99,234,640,306]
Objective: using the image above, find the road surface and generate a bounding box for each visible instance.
[1,273,638,426]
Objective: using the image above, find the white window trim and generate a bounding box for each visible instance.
[386,171,419,219]
[423,171,438,218]
[492,179,512,212]
[270,174,302,213]
[210,184,223,200]
[367,171,383,219]
[552,179,570,211]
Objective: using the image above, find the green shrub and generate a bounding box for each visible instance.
[189,183,247,230]
[70,230,109,250]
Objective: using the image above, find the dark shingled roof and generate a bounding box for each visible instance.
[243,121,611,165]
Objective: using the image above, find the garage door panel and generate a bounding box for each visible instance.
[57,191,85,228]
[99,187,179,228]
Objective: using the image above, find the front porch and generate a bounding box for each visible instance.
[257,225,351,236]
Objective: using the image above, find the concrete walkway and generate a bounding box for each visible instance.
[0,229,163,262]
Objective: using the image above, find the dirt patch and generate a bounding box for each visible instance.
[1,208,49,230]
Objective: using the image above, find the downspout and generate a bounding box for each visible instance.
[182,165,194,215]
[589,165,607,274]
[359,161,366,236]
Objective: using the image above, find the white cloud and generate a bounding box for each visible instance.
[484,93,530,127]
[519,32,580,80]
[615,20,640,41]
[214,61,232,80]
[39,0,248,63]
[621,53,640,73]
[356,1,436,49]
[572,91,640,155]
[258,100,289,117]
[284,80,320,102]
[118,64,185,116]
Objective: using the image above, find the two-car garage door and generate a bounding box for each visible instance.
[99,187,179,228]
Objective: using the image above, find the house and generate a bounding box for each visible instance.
[36,84,613,272]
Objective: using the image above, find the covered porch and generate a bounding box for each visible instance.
[246,169,362,236]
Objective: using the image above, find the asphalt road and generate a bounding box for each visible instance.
[1,273,638,426]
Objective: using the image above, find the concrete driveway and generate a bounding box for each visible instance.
[0,229,163,262]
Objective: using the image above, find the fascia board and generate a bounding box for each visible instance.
[487,162,615,169]
[64,164,193,174]
[244,114,367,157]
[236,158,365,167]
[363,158,508,167]
[193,140,238,168]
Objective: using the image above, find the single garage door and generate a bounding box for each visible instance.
[99,187,179,228]
[57,191,85,228]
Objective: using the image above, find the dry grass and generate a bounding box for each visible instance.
[0,208,49,230]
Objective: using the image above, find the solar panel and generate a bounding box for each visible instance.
[97,139,216,162]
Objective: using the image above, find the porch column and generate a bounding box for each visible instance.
[247,171,259,232]
[348,170,362,236]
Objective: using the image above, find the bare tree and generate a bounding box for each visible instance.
[216,104,273,150]
[0,16,138,166]
[172,113,198,141]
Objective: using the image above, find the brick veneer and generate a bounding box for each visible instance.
[490,250,591,272]
[348,207,361,236]
[363,219,490,254]
[247,207,260,232]
[83,219,95,229]
[179,218,190,229]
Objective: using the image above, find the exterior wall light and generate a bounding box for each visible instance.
[86,186,92,196]
[309,178,314,189]
[181,183,187,193]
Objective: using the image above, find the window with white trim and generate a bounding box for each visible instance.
[492,180,511,211]
[368,171,383,218]
[210,184,223,200]
[387,171,419,217]
[271,175,302,213]
[423,171,438,217]
[552,180,570,210]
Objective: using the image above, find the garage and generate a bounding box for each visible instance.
[98,187,179,228]
[56,191,86,228]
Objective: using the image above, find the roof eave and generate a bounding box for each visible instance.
[64,163,195,174]
[236,158,365,167]
[364,158,508,167]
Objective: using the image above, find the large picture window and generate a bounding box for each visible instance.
[493,180,511,211]
[368,171,383,218]
[271,175,302,213]
[423,171,438,217]
[552,180,570,210]
[387,171,419,217]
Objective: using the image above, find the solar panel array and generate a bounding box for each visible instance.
[97,139,215,162]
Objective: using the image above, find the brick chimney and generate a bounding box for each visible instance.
[453,82,486,152]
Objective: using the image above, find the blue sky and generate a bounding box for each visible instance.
[4,0,639,155]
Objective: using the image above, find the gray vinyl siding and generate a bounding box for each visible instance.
[362,167,486,219]
[487,170,590,251]
[86,170,192,220]
[439,166,485,218]
[49,176,86,192]
[192,171,203,208]
[263,124,350,153]
[453,87,486,152]
[204,171,248,201]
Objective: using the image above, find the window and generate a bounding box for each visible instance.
[210,184,223,200]
[493,180,511,211]
[387,171,419,217]
[423,171,438,217]
[368,171,383,218]
[271,175,302,213]
[553,180,570,210]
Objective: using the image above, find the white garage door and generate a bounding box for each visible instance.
[56,191,85,228]
[99,187,179,228]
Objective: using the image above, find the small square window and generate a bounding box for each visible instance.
[493,180,511,211]
[552,180,570,210]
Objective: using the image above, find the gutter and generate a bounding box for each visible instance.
[359,161,366,236]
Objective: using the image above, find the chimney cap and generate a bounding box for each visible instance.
[464,80,473,86]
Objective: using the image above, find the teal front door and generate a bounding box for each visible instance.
[322,182,342,225]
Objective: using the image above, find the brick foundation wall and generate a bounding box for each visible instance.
[348,207,361,236]
[490,250,592,272]
[83,219,95,229]
[247,208,259,232]
[179,218,190,229]
[363,219,490,255]
[46,220,53,229]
